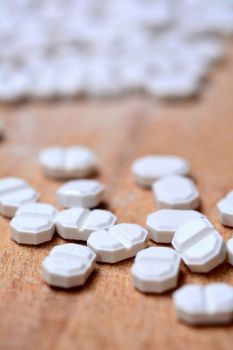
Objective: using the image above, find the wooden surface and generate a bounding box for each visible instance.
[1,50,233,350]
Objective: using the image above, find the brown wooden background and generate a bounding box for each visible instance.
[1,47,233,350]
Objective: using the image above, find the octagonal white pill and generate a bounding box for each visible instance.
[217,193,233,227]
[0,177,39,218]
[132,247,181,293]
[153,175,200,210]
[10,203,59,245]
[132,155,190,187]
[39,146,97,179]
[42,243,96,288]
[173,283,233,325]
[57,179,105,208]
[56,207,117,241]
[227,238,233,266]
[172,218,226,273]
[146,209,205,243]
[87,223,148,263]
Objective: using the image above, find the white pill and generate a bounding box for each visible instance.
[172,218,226,273]
[132,155,190,187]
[227,238,233,265]
[217,192,233,227]
[87,223,148,263]
[56,207,117,241]
[132,247,181,294]
[39,146,97,179]
[0,177,39,218]
[42,243,96,288]
[10,203,58,245]
[57,179,105,208]
[146,73,200,98]
[146,209,205,243]
[173,283,233,325]
[153,175,200,210]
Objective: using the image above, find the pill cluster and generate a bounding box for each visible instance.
[1,145,233,327]
[1,0,233,101]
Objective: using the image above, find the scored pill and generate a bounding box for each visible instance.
[0,177,39,218]
[146,209,205,243]
[39,146,97,179]
[42,243,96,288]
[173,283,233,325]
[57,179,105,208]
[56,207,117,241]
[132,247,181,293]
[10,202,58,245]
[172,218,226,273]
[87,223,148,263]
[217,191,233,227]
[153,175,200,210]
[131,155,190,187]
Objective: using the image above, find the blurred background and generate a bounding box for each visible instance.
[1,0,233,101]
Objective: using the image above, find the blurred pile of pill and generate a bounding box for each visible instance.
[1,144,233,326]
[1,0,233,100]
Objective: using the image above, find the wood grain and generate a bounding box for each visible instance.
[1,48,233,350]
